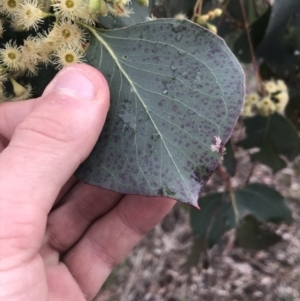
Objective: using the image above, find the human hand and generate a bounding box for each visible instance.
[0,64,175,301]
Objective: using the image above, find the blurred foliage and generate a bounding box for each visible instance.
[187,0,300,261]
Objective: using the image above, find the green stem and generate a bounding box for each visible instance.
[245,162,256,185]
[239,0,266,95]
[217,165,240,225]
[229,189,240,225]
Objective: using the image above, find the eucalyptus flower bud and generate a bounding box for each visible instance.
[88,0,108,16]
[136,0,149,6]
[195,14,209,25]
[206,23,217,34]
[9,77,27,97]
[213,8,222,17]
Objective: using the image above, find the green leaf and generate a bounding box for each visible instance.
[256,0,300,79]
[233,8,271,63]
[239,114,300,164]
[236,215,281,251]
[97,0,154,29]
[76,19,245,207]
[190,192,225,239]
[235,184,293,224]
[215,0,249,40]
[190,183,292,247]
[251,143,286,173]
[190,192,236,247]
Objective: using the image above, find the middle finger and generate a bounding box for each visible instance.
[44,182,123,255]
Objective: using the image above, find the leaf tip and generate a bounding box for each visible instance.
[192,202,200,210]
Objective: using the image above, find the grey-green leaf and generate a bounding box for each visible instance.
[76,19,244,207]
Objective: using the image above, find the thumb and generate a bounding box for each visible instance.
[9,63,109,178]
[0,64,109,264]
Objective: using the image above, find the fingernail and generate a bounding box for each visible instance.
[45,67,96,101]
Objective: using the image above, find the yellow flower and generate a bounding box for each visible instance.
[48,21,87,48]
[245,92,260,105]
[276,79,288,92]
[53,46,84,69]
[274,91,289,114]
[34,33,57,65]
[20,36,42,64]
[9,17,28,31]
[15,0,46,30]
[0,41,22,71]
[0,0,21,17]
[264,80,278,94]
[53,0,87,20]
[257,97,276,117]
[242,104,256,117]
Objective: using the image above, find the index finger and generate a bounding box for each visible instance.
[62,195,175,301]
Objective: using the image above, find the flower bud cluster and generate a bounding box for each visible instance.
[0,0,137,102]
[195,8,222,34]
[242,80,289,117]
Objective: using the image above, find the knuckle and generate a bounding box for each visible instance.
[116,206,147,237]
[16,114,78,145]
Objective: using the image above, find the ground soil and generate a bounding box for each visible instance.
[94,145,300,301]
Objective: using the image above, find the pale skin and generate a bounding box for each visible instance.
[0,64,175,301]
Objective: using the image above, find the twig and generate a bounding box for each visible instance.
[217,0,230,29]
[192,0,204,22]
[239,0,266,95]
[245,162,256,185]
[244,255,274,275]
[120,248,146,301]
[217,165,240,224]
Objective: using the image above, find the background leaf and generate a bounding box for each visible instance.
[190,184,292,247]
[256,0,300,79]
[251,142,287,173]
[233,8,271,63]
[235,215,282,251]
[239,113,300,171]
[235,184,293,224]
[76,19,244,206]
